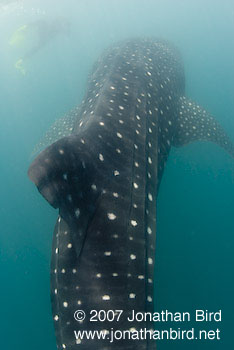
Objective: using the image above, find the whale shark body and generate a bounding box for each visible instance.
[28,39,234,350]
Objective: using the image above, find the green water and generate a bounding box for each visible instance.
[0,0,233,349]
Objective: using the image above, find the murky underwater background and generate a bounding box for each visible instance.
[0,0,233,349]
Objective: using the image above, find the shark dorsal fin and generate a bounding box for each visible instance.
[172,96,234,157]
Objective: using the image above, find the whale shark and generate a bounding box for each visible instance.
[28,38,234,350]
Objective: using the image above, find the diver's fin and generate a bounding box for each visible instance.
[15,58,26,75]
[9,24,27,46]
[172,96,234,157]
[31,106,81,158]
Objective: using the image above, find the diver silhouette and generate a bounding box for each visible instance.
[10,17,70,74]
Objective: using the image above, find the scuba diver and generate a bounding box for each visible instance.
[9,17,70,74]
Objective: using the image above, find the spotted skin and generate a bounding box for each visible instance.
[31,107,78,157]
[28,39,234,350]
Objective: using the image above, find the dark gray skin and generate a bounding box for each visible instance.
[28,38,234,350]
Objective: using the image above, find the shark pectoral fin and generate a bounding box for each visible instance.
[30,106,81,158]
[28,134,100,232]
[172,96,234,157]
